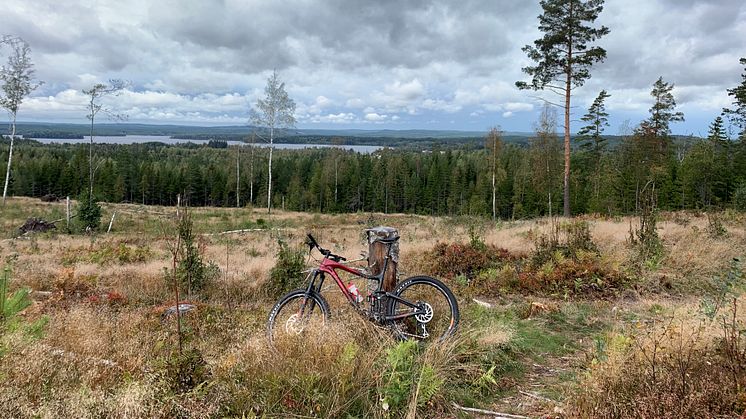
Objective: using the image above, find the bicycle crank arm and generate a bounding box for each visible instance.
[385,310,427,321]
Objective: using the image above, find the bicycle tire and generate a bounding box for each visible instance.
[386,275,459,342]
[266,289,330,347]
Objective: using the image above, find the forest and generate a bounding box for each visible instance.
[2,100,745,219]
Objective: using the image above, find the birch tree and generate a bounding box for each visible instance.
[1,37,41,205]
[517,0,610,217]
[250,70,296,214]
[485,127,505,220]
[82,79,127,202]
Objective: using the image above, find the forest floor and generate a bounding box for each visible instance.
[1,196,745,418]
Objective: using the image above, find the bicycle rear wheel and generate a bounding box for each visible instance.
[266,289,330,347]
[386,276,459,342]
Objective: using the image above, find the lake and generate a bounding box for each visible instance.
[31,135,383,154]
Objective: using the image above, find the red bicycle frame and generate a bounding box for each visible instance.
[319,258,367,303]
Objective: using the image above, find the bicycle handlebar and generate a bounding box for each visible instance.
[306,233,346,262]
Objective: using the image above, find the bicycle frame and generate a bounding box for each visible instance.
[302,248,427,322]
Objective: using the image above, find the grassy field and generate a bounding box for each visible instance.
[1,196,745,418]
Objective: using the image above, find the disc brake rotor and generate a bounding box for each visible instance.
[415,302,434,323]
[285,313,305,335]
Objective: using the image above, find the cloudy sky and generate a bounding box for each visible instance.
[1,0,744,134]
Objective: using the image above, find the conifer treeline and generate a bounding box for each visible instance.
[3,130,746,217]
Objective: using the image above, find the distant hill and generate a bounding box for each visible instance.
[8,121,701,150]
[11,121,531,139]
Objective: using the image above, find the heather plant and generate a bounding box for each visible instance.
[427,241,514,281]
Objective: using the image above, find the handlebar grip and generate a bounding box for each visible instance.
[306,233,319,248]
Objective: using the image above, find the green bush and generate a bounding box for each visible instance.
[267,240,306,298]
[76,191,102,232]
[733,183,746,211]
[379,340,443,412]
[163,210,219,297]
[532,220,598,267]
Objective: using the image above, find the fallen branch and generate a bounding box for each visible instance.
[472,298,493,308]
[203,227,287,236]
[519,390,557,403]
[50,214,77,224]
[451,402,529,419]
[107,211,116,233]
[39,343,121,370]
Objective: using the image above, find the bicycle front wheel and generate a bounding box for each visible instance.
[266,289,330,347]
[386,276,459,342]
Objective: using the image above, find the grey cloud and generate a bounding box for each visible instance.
[0,0,744,132]
[148,0,533,72]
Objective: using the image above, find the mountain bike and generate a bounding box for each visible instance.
[267,233,459,346]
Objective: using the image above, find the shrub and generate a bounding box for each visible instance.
[267,239,306,298]
[706,212,728,238]
[160,347,210,394]
[531,219,598,267]
[628,189,664,268]
[733,183,746,211]
[76,191,102,232]
[176,211,218,295]
[517,257,628,297]
[569,302,746,418]
[427,241,514,281]
[84,242,152,265]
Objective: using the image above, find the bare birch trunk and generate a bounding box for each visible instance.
[2,115,17,205]
[267,126,273,214]
[491,139,496,220]
[89,112,95,204]
[236,145,240,208]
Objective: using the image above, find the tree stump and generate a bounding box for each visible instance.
[366,226,399,292]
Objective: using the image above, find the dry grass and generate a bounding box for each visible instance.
[2,198,746,417]
[569,297,746,418]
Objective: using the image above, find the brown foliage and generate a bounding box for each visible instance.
[426,241,515,280]
[518,257,629,297]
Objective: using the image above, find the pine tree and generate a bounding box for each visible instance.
[707,116,728,144]
[577,90,611,154]
[639,77,684,139]
[723,58,746,140]
[577,90,610,206]
[517,0,610,217]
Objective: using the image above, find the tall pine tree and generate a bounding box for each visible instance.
[517,0,610,217]
[723,58,746,140]
[577,90,610,207]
